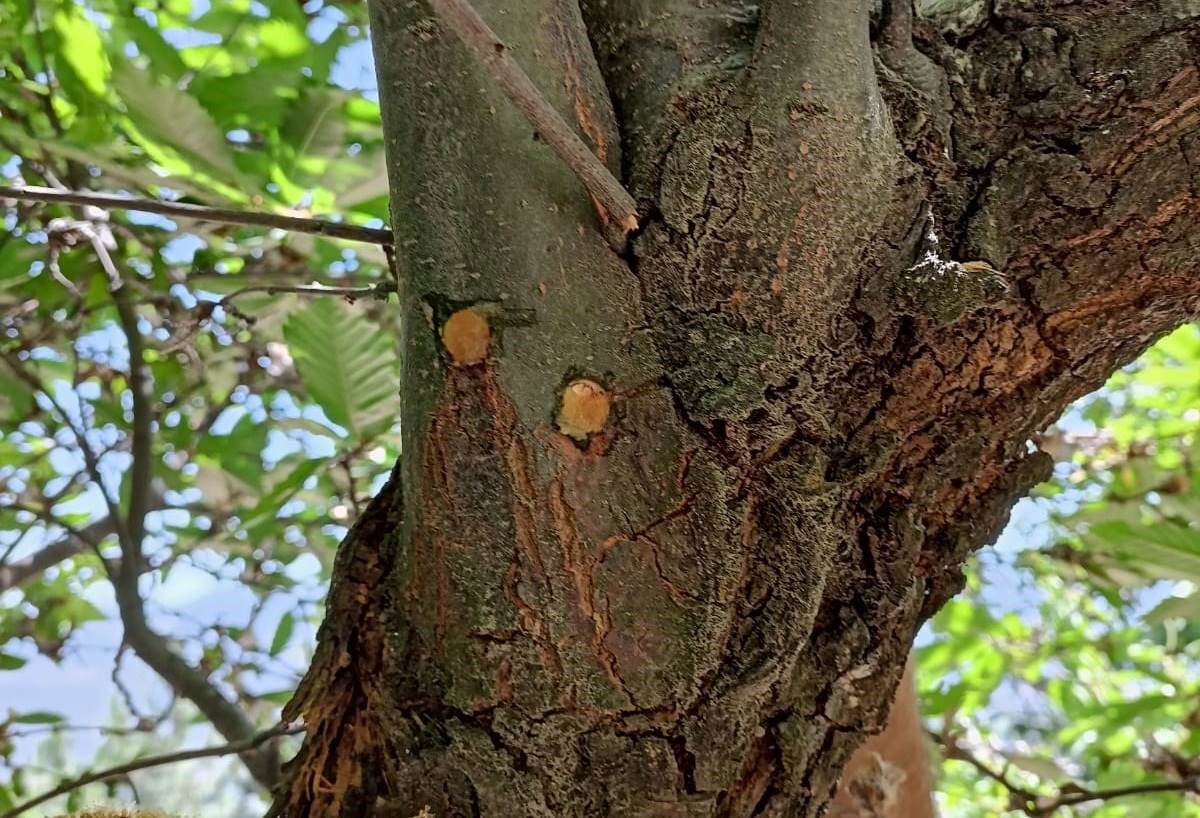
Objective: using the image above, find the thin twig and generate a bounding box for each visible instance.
[0,348,131,544]
[341,456,363,519]
[0,505,117,591]
[112,643,176,730]
[0,185,394,246]
[0,722,304,818]
[186,268,378,285]
[425,0,638,234]
[1051,778,1200,812]
[215,280,396,325]
[931,729,1037,801]
[930,729,1200,816]
[219,281,394,307]
[0,723,150,739]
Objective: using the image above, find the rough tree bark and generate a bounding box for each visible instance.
[277,1,1200,816]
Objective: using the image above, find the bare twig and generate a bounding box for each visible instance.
[341,456,363,519]
[0,185,394,246]
[215,280,396,325]
[112,643,176,729]
[0,722,304,818]
[0,512,116,591]
[931,729,1200,816]
[932,729,1037,803]
[219,280,395,307]
[0,722,150,739]
[425,0,638,234]
[1050,778,1200,812]
[186,268,378,285]
[0,348,131,542]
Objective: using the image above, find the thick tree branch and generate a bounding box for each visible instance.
[0,722,304,818]
[110,275,153,573]
[3,320,280,789]
[101,259,285,790]
[425,0,638,234]
[0,185,393,246]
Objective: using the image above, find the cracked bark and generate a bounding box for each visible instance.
[277,1,1200,816]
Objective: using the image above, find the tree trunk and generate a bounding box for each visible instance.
[278,1,1200,816]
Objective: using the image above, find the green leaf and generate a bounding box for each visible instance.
[52,9,111,99]
[197,414,268,491]
[0,370,35,419]
[269,612,295,656]
[1155,325,1200,362]
[117,15,188,82]
[1007,754,1066,782]
[1086,520,1200,583]
[1143,592,1200,623]
[257,19,308,58]
[257,688,297,705]
[241,457,323,528]
[334,150,391,210]
[281,89,348,184]
[283,299,399,443]
[112,62,248,192]
[11,711,64,724]
[0,235,39,291]
[191,65,302,129]
[0,653,27,671]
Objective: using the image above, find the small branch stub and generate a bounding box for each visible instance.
[557,378,611,440]
[442,308,492,366]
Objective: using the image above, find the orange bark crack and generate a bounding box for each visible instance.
[480,366,550,585]
[548,474,634,702]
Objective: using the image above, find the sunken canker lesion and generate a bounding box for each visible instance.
[441,308,491,366]
[557,378,612,441]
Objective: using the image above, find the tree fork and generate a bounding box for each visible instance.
[279,1,1200,816]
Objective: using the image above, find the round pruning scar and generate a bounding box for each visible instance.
[557,379,611,441]
[442,308,491,366]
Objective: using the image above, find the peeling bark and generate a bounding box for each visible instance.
[278,2,1200,816]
